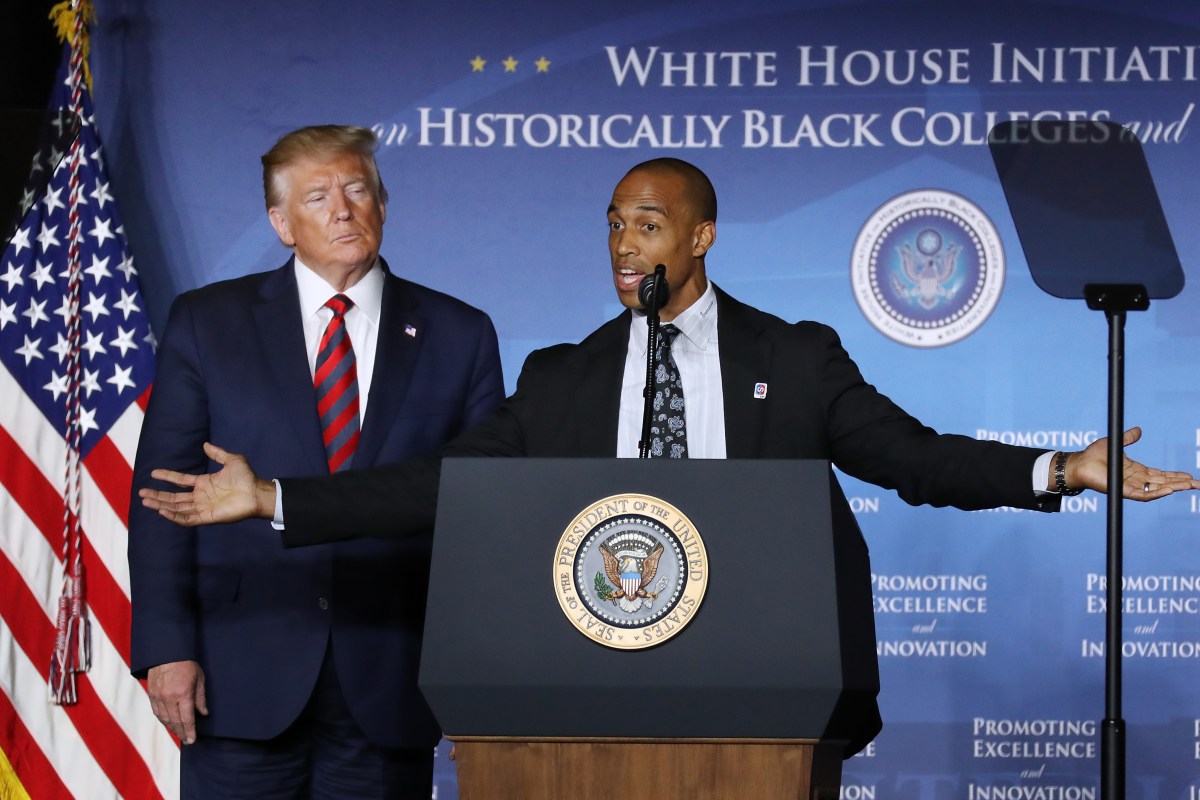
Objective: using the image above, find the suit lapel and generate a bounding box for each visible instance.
[354,271,422,468]
[716,288,771,459]
[251,260,329,475]
[572,312,629,456]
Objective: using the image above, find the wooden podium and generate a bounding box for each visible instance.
[450,738,844,800]
[422,459,880,800]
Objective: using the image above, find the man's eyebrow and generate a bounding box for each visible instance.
[607,202,669,215]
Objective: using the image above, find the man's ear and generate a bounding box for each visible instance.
[693,220,716,257]
[267,208,295,247]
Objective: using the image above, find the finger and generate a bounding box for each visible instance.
[139,492,164,512]
[149,468,198,488]
[1145,469,1198,482]
[195,675,209,717]
[203,442,234,465]
[1123,463,1198,488]
[150,696,170,728]
[141,492,199,523]
[175,698,197,745]
[1123,478,1185,502]
[139,487,192,507]
[164,699,188,742]
[1121,427,1143,447]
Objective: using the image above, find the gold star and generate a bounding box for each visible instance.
[535,56,551,73]
[502,55,519,73]
[470,55,486,72]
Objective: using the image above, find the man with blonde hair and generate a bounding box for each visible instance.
[129,125,504,798]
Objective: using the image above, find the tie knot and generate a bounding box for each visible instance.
[325,294,354,317]
[659,323,681,344]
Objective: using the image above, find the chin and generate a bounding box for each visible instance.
[615,289,640,309]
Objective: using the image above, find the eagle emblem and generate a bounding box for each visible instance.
[893,228,960,309]
[597,537,666,614]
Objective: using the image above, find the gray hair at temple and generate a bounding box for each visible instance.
[261,125,388,210]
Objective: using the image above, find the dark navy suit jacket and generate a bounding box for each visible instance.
[129,259,504,747]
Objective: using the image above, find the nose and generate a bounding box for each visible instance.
[613,228,636,257]
[329,190,352,221]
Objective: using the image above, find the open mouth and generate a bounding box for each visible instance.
[615,264,646,290]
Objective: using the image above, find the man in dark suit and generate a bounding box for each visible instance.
[129,125,504,798]
[138,156,1197,758]
[138,156,1199,545]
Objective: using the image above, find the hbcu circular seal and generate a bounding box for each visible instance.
[850,189,1004,347]
[553,493,708,650]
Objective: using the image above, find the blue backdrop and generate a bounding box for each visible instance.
[90,1,1200,797]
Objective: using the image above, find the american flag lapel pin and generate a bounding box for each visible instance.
[404,324,417,337]
[753,382,768,399]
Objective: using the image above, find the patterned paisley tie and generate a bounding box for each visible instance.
[649,323,687,459]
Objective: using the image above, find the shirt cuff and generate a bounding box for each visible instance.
[1032,450,1057,495]
[271,478,285,530]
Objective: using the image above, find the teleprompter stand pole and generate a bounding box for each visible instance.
[1085,283,1148,800]
[990,117,1185,800]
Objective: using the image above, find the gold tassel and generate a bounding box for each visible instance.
[49,0,96,93]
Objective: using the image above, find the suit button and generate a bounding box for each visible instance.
[318,597,329,610]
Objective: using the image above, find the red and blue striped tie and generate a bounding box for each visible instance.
[314,294,360,473]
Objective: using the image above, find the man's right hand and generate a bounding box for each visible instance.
[147,660,208,744]
[139,442,275,526]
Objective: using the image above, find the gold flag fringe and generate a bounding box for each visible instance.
[49,0,96,93]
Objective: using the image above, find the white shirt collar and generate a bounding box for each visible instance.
[293,256,384,326]
[630,280,718,355]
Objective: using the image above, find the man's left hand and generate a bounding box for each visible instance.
[1062,427,1200,500]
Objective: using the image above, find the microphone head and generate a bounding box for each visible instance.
[637,266,671,311]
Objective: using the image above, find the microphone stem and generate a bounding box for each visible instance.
[638,268,667,458]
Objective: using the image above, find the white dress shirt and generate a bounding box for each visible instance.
[617,281,726,458]
[273,259,385,527]
[293,257,383,419]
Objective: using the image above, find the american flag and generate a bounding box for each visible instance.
[0,36,179,800]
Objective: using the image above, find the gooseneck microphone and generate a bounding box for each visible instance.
[638,265,669,459]
[637,264,671,312]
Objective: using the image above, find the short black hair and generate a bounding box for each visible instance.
[624,158,717,222]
